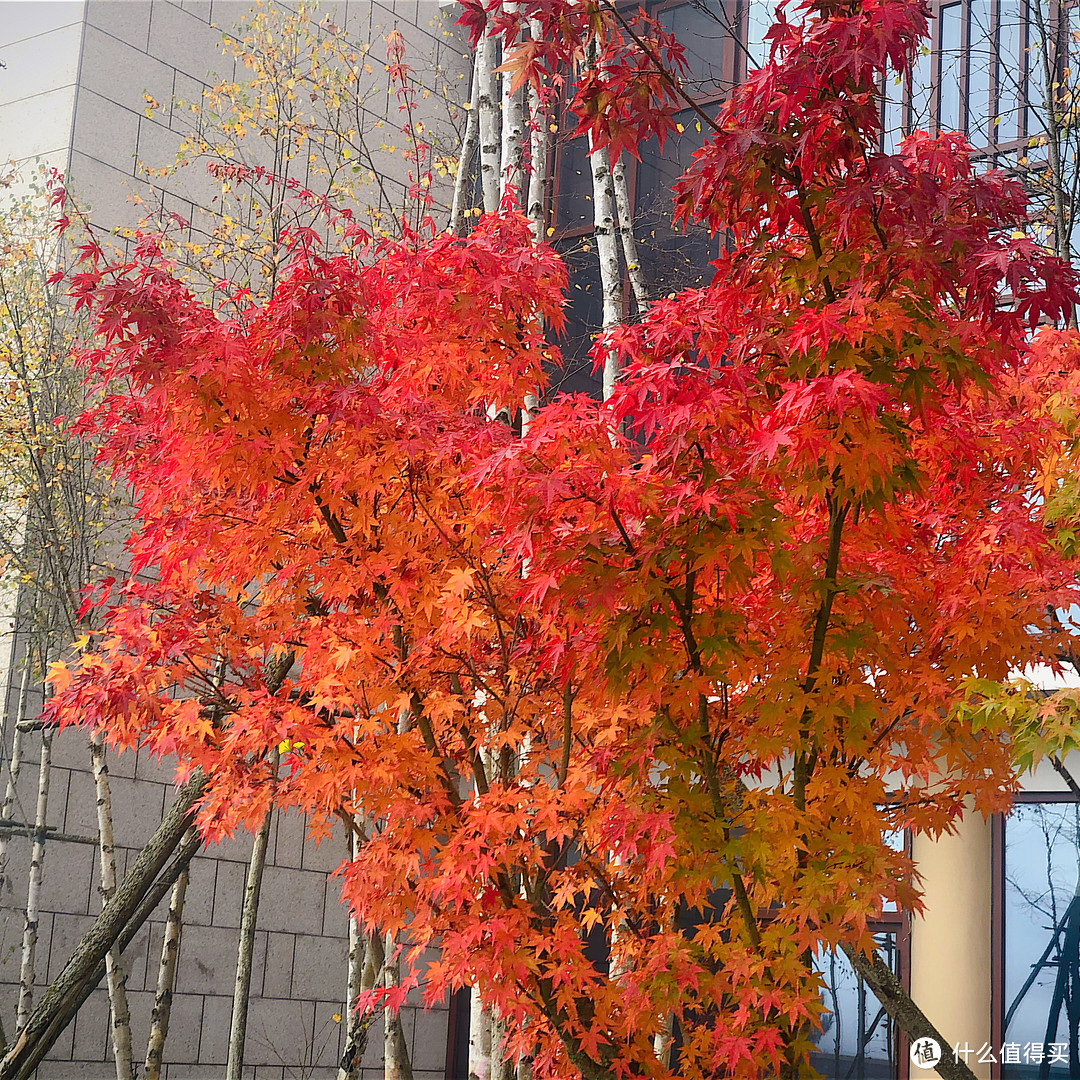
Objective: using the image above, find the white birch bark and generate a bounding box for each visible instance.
[0,656,33,898]
[144,861,188,1080]
[383,931,414,1080]
[91,731,133,1080]
[477,24,501,213]
[16,730,51,1032]
[611,154,648,316]
[338,926,384,1080]
[526,22,551,244]
[589,135,624,401]
[499,4,524,209]
[225,803,273,1080]
[451,56,481,235]
[468,990,493,1080]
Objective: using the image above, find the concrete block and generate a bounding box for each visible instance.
[162,990,205,1062]
[301,821,346,875]
[45,912,94,982]
[256,866,325,934]
[81,24,175,113]
[40,840,95,917]
[321,878,349,939]
[147,2,230,81]
[181,0,214,21]
[70,986,109,1062]
[61,765,98,836]
[120,911,154,992]
[410,1003,449,1071]
[50,727,94,772]
[272,809,304,870]
[313,999,346,1066]
[197,992,232,1063]
[72,89,142,175]
[169,71,207,131]
[87,0,153,50]
[288,933,347,1001]
[107,773,167,848]
[178,853,216,926]
[176,923,261,995]
[210,827,255,865]
[211,857,246,927]
[243,996,316,1067]
[68,151,151,235]
[261,931,294,998]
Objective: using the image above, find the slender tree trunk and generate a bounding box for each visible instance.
[468,991,493,1080]
[91,732,133,1080]
[491,1009,514,1080]
[15,731,50,1032]
[338,912,366,1080]
[143,859,188,1080]
[588,135,624,402]
[338,927,384,1080]
[451,56,481,235]
[499,3,524,208]
[225,803,274,1080]
[478,23,501,213]
[382,928,414,1080]
[611,154,648,316]
[0,657,33,899]
[526,27,551,244]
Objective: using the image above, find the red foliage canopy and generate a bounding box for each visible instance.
[47,0,1080,1076]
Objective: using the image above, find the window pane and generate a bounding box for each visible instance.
[938,3,964,133]
[1003,801,1080,1077]
[967,0,993,143]
[743,0,773,70]
[810,933,899,1080]
[658,0,728,97]
[554,135,592,230]
[997,0,1026,143]
[910,43,933,133]
[1026,0,1048,144]
[882,74,904,153]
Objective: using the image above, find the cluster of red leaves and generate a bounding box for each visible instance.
[44,0,1080,1077]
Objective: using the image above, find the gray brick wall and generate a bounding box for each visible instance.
[0,2,471,1075]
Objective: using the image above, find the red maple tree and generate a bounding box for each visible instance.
[46,0,1080,1076]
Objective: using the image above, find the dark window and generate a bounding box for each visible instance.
[657,0,729,96]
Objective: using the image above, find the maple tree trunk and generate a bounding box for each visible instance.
[451,57,481,236]
[500,3,524,209]
[91,732,134,1080]
[841,943,978,1080]
[15,731,51,1032]
[611,153,648,316]
[477,24,501,214]
[225,802,273,1080]
[0,770,205,1080]
[143,860,188,1080]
